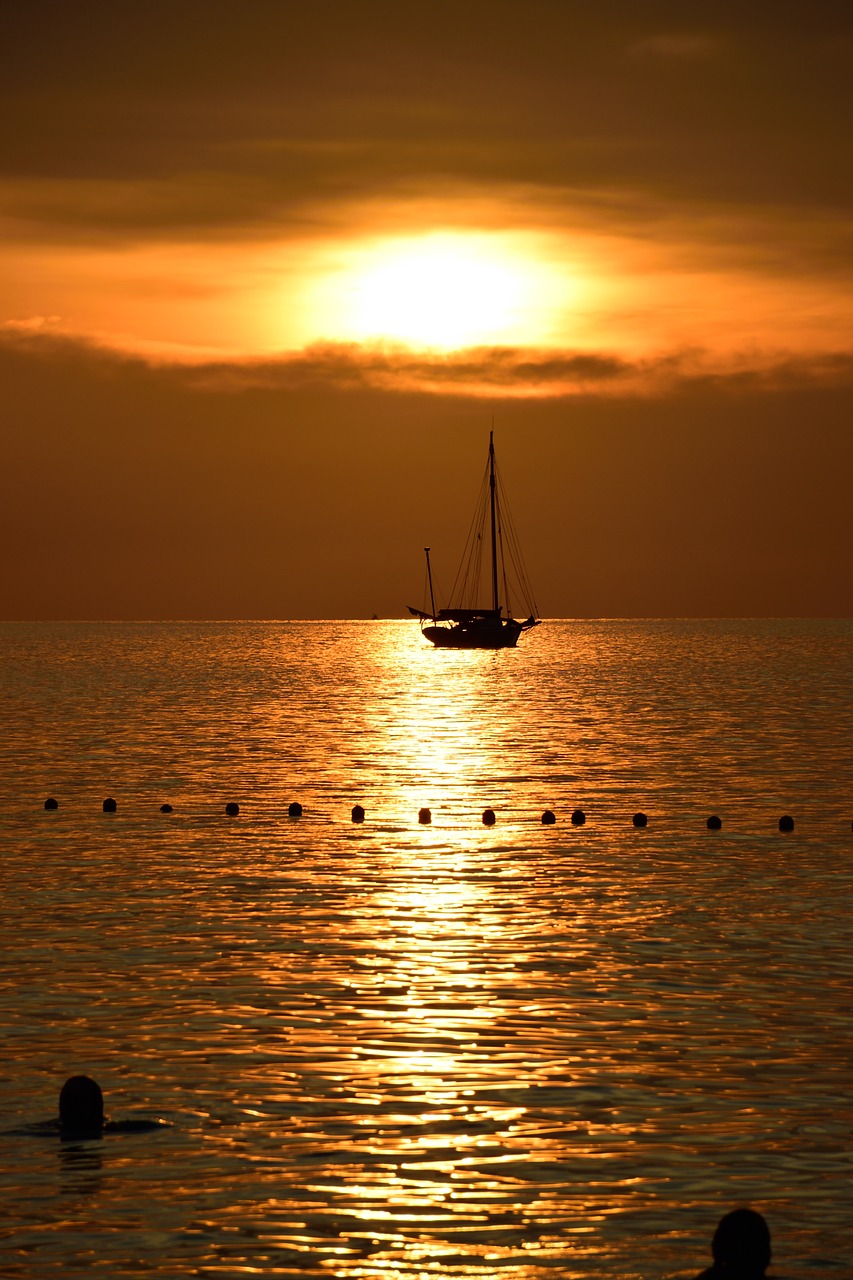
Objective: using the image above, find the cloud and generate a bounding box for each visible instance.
[2,314,62,331]
[183,344,637,397]
[5,325,853,401]
[2,4,852,243]
[186,344,853,398]
[627,33,722,61]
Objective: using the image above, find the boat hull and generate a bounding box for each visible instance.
[422,620,522,649]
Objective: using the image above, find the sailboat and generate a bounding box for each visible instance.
[408,432,541,649]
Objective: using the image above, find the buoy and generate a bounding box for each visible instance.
[44,797,59,810]
[571,809,586,826]
[351,804,365,823]
[778,814,794,832]
[160,803,173,814]
[541,809,556,825]
[102,797,117,813]
[482,808,496,826]
[288,802,303,818]
[225,802,239,816]
[707,814,722,830]
[418,807,431,825]
[632,811,647,828]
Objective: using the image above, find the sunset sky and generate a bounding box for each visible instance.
[2,1,852,619]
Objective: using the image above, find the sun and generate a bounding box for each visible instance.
[307,231,562,350]
[347,234,525,348]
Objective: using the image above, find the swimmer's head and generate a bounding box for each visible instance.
[711,1208,771,1277]
[59,1075,105,1136]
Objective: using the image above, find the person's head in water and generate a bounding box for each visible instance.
[711,1209,771,1277]
[59,1075,104,1136]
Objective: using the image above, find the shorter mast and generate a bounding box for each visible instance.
[424,547,437,620]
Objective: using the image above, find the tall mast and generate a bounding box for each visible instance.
[489,431,499,614]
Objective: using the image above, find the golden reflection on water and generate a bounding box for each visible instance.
[245,805,638,1266]
[2,622,853,1277]
[361,626,567,826]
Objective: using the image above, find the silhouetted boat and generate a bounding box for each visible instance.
[408,432,541,649]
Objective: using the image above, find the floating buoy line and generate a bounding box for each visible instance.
[37,796,849,831]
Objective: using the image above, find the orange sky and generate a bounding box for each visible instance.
[2,2,852,617]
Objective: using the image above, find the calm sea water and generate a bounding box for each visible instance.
[1,620,851,1279]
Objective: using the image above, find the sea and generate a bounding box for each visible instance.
[1,619,851,1280]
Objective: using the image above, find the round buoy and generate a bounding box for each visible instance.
[102,797,117,813]
[706,814,722,830]
[351,804,365,823]
[225,802,239,816]
[160,803,173,814]
[418,807,431,825]
[632,811,647,828]
[44,797,59,810]
[541,809,556,825]
[288,802,303,818]
[482,808,496,826]
[778,814,794,832]
[571,809,586,826]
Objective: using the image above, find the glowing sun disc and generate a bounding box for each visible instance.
[327,233,546,349]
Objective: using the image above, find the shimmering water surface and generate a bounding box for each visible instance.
[1,620,851,1279]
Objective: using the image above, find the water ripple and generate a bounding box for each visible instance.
[1,620,851,1277]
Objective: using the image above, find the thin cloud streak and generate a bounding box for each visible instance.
[626,33,723,61]
[5,173,853,281]
[5,326,853,400]
[174,344,853,398]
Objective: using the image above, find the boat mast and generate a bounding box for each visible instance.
[424,546,437,619]
[489,431,499,614]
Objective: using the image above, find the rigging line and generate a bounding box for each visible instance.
[447,458,491,607]
[495,492,513,618]
[495,487,515,611]
[493,457,539,617]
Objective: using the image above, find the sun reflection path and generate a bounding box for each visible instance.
[196,624,749,1277]
[219,815,648,1279]
[352,627,565,832]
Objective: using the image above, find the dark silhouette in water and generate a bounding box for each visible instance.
[693,1208,772,1279]
[52,1075,167,1140]
[59,1075,105,1137]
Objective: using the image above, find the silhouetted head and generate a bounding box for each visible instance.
[711,1209,771,1277]
[59,1075,104,1136]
